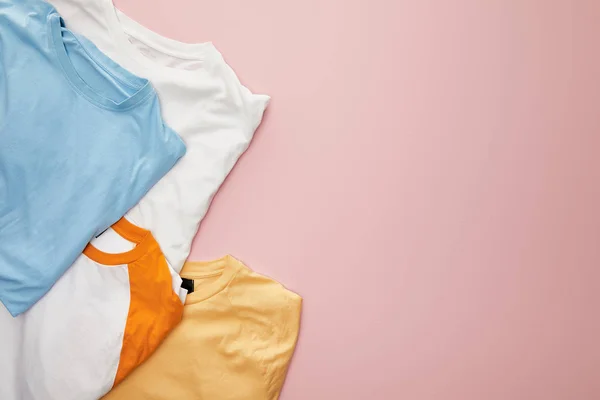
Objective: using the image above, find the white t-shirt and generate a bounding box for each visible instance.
[50,0,270,271]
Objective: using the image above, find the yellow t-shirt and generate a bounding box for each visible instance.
[102,255,302,400]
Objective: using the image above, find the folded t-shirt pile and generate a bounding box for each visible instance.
[0,1,302,399]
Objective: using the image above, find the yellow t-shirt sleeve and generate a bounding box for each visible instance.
[227,269,302,400]
[263,288,302,400]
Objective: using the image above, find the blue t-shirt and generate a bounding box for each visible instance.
[0,0,186,316]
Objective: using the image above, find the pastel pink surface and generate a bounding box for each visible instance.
[116,1,600,399]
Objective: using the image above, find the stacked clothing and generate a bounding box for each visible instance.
[0,1,301,399]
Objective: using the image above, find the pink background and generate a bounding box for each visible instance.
[117,1,600,399]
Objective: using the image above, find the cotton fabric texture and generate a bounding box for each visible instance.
[0,218,185,400]
[51,0,270,272]
[0,0,186,316]
[102,256,302,400]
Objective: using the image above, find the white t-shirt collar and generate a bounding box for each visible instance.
[100,0,220,77]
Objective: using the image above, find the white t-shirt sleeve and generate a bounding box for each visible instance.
[240,83,271,135]
[222,62,270,139]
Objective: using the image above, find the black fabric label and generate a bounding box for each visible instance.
[181,277,194,294]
